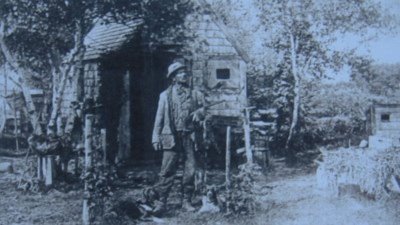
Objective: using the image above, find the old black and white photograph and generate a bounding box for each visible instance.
[0,0,400,224]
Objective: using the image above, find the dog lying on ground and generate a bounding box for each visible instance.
[198,185,221,213]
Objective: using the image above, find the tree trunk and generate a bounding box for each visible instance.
[83,114,93,225]
[285,33,301,154]
[48,20,86,133]
[0,27,42,135]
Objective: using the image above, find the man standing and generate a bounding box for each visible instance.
[149,61,205,214]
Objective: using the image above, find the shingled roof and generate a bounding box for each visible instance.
[83,2,249,62]
[83,19,143,60]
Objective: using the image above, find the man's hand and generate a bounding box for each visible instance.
[153,142,162,151]
[191,108,205,122]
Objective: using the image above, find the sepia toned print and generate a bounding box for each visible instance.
[0,0,399,224]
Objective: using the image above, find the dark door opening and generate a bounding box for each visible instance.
[129,51,175,162]
[99,63,125,163]
[100,49,177,164]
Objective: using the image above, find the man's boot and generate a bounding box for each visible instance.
[182,198,196,212]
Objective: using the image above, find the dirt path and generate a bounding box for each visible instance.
[1,156,399,225]
[158,170,400,225]
[260,175,400,225]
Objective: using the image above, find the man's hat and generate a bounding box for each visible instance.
[167,62,186,78]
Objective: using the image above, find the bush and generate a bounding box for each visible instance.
[316,146,400,198]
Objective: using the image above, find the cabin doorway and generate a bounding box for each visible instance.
[129,52,175,162]
[99,50,176,164]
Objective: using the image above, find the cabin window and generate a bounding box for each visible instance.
[216,68,230,80]
[381,113,390,122]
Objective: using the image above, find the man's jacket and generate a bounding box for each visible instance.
[152,86,204,149]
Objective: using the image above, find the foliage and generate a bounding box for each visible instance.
[256,0,393,152]
[80,127,118,224]
[317,147,400,198]
[207,0,395,156]
[0,0,194,133]
[220,163,263,215]
[350,58,400,102]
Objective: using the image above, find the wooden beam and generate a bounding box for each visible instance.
[83,114,93,225]
[45,156,55,186]
[225,126,231,189]
[243,107,254,164]
[101,129,107,165]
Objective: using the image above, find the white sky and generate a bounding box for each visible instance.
[326,0,400,83]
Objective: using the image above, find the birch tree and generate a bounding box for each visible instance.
[0,0,193,135]
[256,0,393,160]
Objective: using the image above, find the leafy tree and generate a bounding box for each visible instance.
[255,0,394,160]
[350,57,400,101]
[0,0,193,134]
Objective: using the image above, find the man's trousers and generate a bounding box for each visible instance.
[152,132,196,203]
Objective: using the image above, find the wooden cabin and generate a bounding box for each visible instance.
[60,4,248,164]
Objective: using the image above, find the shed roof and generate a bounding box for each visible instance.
[84,19,143,60]
[83,1,249,62]
[373,103,400,108]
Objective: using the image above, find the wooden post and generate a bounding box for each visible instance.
[225,126,231,189]
[41,157,46,180]
[2,65,7,133]
[225,126,231,213]
[45,156,55,186]
[37,156,43,180]
[83,114,93,225]
[101,129,107,165]
[13,91,19,152]
[243,107,254,164]
[84,115,93,169]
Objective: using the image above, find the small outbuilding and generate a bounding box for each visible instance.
[369,104,400,149]
[60,2,249,164]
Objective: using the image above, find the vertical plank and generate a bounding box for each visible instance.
[45,156,54,186]
[41,157,46,180]
[84,115,93,168]
[37,156,43,180]
[244,108,253,164]
[101,129,107,165]
[239,60,248,108]
[225,126,231,189]
[225,126,231,213]
[83,114,93,225]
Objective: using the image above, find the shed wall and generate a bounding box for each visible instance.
[374,106,400,137]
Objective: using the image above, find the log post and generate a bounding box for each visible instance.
[83,114,93,225]
[243,107,254,164]
[41,157,46,180]
[45,156,55,186]
[13,93,19,152]
[225,126,231,190]
[37,156,43,180]
[225,126,231,213]
[101,129,106,165]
